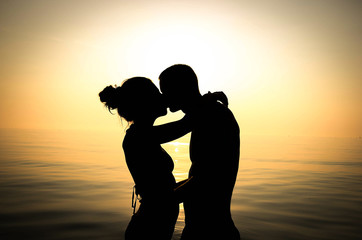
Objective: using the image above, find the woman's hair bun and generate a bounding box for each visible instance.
[99,85,121,110]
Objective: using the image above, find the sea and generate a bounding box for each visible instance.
[0,128,361,240]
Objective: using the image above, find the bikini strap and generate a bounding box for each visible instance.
[131,185,141,215]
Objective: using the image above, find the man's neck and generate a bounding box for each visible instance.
[182,94,202,114]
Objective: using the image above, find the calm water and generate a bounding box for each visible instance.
[0,129,361,240]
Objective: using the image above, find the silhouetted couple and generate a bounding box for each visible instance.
[99,64,240,240]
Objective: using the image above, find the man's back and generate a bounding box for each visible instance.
[182,100,240,240]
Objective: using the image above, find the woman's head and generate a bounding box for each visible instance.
[99,77,167,122]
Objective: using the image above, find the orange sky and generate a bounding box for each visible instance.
[0,0,361,137]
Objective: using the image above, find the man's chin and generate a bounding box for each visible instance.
[169,107,181,113]
[160,110,167,116]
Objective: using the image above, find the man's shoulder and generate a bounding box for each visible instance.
[195,101,239,129]
[202,101,236,120]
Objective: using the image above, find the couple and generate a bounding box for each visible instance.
[99,64,240,240]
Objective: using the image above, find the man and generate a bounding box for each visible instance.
[159,64,240,240]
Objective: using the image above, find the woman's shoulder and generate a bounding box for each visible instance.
[123,125,152,150]
[123,125,137,149]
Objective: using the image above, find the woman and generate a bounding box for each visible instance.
[99,77,191,240]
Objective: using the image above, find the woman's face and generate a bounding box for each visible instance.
[139,83,167,119]
[123,78,167,121]
[152,90,167,118]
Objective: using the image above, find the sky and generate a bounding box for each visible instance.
[0,0,361,137]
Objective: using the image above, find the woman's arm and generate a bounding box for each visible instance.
[152,91,228,144]
[203,91,228,107]
[152,115,192,144]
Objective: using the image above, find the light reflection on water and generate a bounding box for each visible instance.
[0,129,361,240]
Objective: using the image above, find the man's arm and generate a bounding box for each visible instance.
[174,177,195,203]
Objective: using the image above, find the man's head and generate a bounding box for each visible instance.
[159,64,201,112]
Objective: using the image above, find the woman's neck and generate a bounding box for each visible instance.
[133,116,156,128]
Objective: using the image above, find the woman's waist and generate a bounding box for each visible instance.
[137,198,179,220]
[138,191,178,211]
[135,182,175,197]
[139,189,176,200]
[134,178,175,193]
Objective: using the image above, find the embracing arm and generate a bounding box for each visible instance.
[174,176,195,203]
[151,91,228,144]
[152,115,192,144]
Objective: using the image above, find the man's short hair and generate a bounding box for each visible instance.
[159,64,200,94]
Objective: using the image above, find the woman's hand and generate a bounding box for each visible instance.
[203,91,229,107]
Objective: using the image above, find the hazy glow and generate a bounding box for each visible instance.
[0,0,361,137]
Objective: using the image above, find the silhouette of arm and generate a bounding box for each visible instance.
[152,115,192,144]
[174,177,194,203]
[151,91,227,144]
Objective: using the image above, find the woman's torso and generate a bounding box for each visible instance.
[122,124,177,205]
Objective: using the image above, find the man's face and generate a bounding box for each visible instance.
[160,83,183,112]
